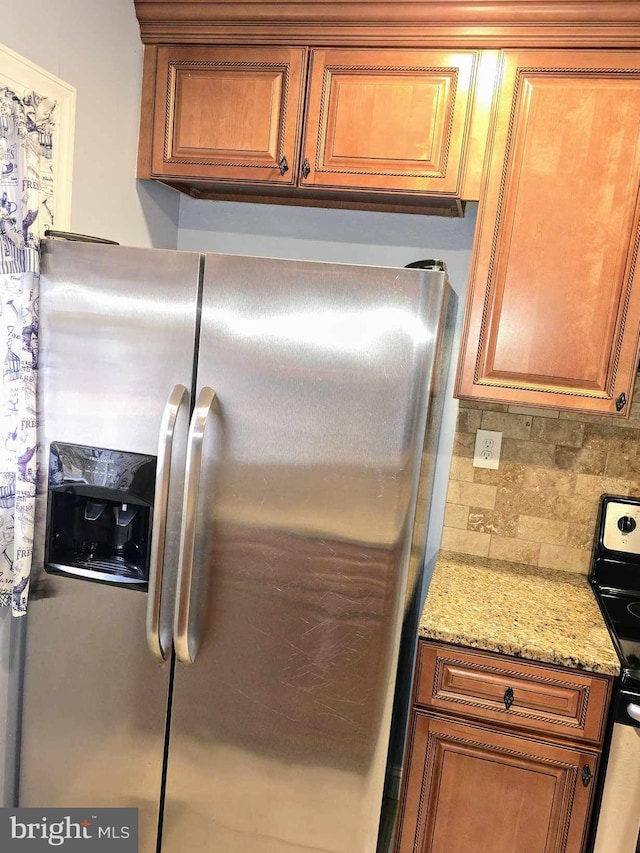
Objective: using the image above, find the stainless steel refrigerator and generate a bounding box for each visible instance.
[18,240,455,853]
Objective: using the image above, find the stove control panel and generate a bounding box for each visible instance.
[603,498,640,555]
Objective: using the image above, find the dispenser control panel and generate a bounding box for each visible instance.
[45,442,156,589]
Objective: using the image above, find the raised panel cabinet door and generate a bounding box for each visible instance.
[300,49,480,196]
[396,714,597,853]
[456,50,640,415]
[151,46,307,184]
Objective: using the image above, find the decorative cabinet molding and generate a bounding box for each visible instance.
[455,50,640,415]
[138,45,492,213]
[133,2,640,49]
[395,641,613,853]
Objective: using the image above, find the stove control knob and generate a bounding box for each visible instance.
[617,515,637,534]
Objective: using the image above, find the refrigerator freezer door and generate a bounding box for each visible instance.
[19,242,201,853]
[162,254,450,853]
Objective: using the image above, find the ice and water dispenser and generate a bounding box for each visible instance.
[45,442,156,589]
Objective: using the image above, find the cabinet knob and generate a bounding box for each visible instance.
[278,155,289,176]
[503,687,514,710]
[301,158,311,180]
[581,764,592,787]
[616,392,627,412]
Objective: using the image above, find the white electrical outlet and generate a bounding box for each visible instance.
[473,429,503,469]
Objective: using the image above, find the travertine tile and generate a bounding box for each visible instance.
[606,452,640,479]
[445,382,640,571]
[518,515,568,545]
[501,439,556,466]
[480,411,533,440]
[574,474,631,500]
[459,400,508,412]
[447,480,497,509]
[457,408,482,434]
[489,536,541,565]
[555,495,603,526]
[495,486,561,519]
[444,503,469,530]
[508,405,559,419]
[558,410,595,422]
[538,544,592,574]
[582,423,639,454]
[530,418,585,447]
[522,468,577,496]
[453,431,475,458]
[566,522,595,551]
[554,446,607,475]
[468,508,518,537]
[441,527,491,557]
[473,462,526,487]
[449,456,475,483]
[559,410,640,428]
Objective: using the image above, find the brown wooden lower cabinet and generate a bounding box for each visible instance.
[394,641,613,853]
[396,714,598,853]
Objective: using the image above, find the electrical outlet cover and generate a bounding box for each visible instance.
[473,429,503,469]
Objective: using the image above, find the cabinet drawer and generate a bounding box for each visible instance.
[416,642,611,745]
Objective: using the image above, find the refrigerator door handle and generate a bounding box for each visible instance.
[146,384,190,662]
[174,386,216,666]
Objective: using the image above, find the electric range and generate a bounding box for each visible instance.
[589,495,640,853]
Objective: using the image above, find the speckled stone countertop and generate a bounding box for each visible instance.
[419,551,620,676]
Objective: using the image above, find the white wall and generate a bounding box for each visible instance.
[178,197,475,567]
[1,0,180,249]
[0,0,180,805]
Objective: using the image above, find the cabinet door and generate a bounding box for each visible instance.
[151,46,306,184]
[396,714,597,853]
[456,51,640,415]
[300,49,480,196]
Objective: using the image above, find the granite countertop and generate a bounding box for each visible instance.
[420,550,620,676]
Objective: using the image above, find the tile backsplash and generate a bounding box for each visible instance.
[442,374,640,574]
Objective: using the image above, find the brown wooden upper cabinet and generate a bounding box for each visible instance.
[141,46,493,208]
[456,50,640,416]
[150,46,307,185]
[299,49,477,196]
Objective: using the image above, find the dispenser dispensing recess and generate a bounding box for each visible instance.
[45,442,156,589]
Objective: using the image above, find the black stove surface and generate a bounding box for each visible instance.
[596,592,640,689]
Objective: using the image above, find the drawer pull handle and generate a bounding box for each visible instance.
[278,155,289,176]
[503,687,514,710]
[581,764,592,787]
[301,158,311,180]
[616,392,627,412]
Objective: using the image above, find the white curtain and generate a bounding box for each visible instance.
[0,87,55,614]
